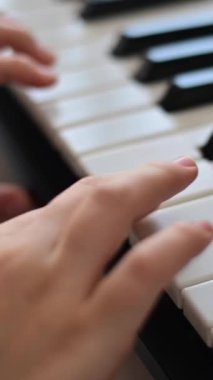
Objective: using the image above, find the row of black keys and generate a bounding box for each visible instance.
[113,14,213,111]
[80,0,197,20]
[79,3,213,111]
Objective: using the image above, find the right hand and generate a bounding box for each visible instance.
[0,158,211,380]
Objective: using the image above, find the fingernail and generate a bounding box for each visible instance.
[174,156,196,168]
[196,221,213,233]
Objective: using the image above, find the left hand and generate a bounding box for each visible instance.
[0,184,34,222]
[0,14,56,87]
[0,14,56,222]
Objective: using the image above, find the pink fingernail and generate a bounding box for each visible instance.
[196,221,213,233]
[174,156,196,168]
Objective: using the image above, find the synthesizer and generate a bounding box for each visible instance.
[0,1,212,379]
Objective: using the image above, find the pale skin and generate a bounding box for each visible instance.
[0,15,56,220]
[0,157,212,380]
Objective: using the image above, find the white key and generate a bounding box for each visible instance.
[57,37,114,69]
[183,281,213,347]
[25,64,128,104]
[136,196,213,308]
[37,24,99,51]
[82,125,212,174]
[42,84,151,129]
[61,107,175,155]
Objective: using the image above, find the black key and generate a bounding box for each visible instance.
[135,36,213,82]
[160,67,213,111]
[200,133,213,161]
[113,14,213,56]
[81,0,175,20]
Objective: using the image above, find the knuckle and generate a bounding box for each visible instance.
[147,161,175,179]
[93,183,127,208]
[79,176,121,206]
[93,184,117,204]
[78,175,103,190]
[129,251,156,283]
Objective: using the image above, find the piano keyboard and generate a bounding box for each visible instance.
[0,0,212,377]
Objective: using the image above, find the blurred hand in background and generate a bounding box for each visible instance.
[0,14,57,221]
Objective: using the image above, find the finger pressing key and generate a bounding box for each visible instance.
[57,158,198,292]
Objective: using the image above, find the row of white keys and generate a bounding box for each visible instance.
[135,195,213,346]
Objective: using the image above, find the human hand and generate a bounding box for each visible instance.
[0,15,55,221]
[0,183,34,222]
[0,14,56,87]
[0,158,212,380]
